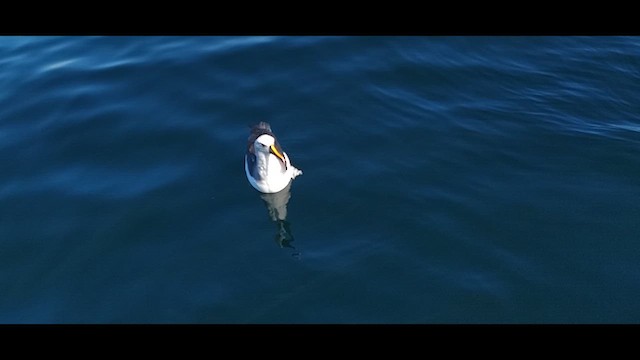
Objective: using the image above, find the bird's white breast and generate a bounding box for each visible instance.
[245,151,293,193]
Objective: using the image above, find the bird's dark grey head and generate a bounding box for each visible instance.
[246,122,287,170]
[247,122,278,153]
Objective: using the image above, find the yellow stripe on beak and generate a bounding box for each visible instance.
[270,144,287,168]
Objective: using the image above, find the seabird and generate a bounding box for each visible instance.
[245,122,302,193]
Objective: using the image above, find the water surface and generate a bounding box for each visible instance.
[1,36,639,323]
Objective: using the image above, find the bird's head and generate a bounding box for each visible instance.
[254,134,287,169]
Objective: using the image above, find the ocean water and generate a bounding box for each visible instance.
[1,36,639,324]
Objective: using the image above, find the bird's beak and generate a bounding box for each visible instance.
[270,144,287,169]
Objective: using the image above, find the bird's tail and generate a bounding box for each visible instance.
[292,167,303,179]
[251,121,272,132]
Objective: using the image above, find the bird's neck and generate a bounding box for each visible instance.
[255,151,270,178]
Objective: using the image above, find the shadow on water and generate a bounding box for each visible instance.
[258,181,300,256]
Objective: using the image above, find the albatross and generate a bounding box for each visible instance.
[245,122,302,193]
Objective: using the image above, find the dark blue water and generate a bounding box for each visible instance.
[1,36,639,323]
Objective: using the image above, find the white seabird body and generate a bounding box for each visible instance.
[245,122,302,194]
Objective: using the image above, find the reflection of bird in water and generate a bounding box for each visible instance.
[260,181,296,249]
[245,122,302,194]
